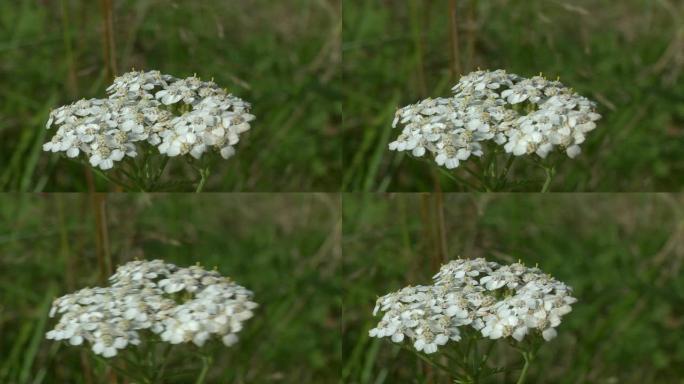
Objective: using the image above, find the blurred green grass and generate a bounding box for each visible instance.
[342,0,684,191]
[342,193,684,383]
[0,0,341,192]
[0,193,341,383]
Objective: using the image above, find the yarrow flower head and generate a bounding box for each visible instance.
[46,259,258,358]
[44,70,255,170]
[369,258,576,354]
[389,69,601,169]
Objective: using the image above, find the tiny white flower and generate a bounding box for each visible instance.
[542,327,558,341]
[47,260,257,358]
[566,144,582,158]
[370,258,575,353]
[222,333,239,347]
[45,71,254,169]
[220,146,235,159]
[390,70,601,169]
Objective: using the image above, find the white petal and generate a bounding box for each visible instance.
[222,333,239,347]
[110,149,124,161]
[69,335,83,345]
[542,328,557,341]
[99,159,114,170]
[566,145,581,158]
[220,146,235,159]
[66,147,80,158]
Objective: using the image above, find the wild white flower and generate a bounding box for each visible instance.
[389,69,601,168]
[46,260,257,357]
[45,70,255,170]
[370,258,576,354]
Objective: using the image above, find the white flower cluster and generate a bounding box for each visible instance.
[389,70,601,169]
[369,258,576,354]
[44,70,255,170]
[46,259,257,358]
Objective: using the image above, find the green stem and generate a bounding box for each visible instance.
[495,155,516,190]
[93,354,147,383]
[487,149,498,187]
[473,340,496,381]
[540,165,555,193]
[129,344,154,383]
[414,351,456,376]
[480,340,496,369]
[442,349,470,372]
[132,151,170,192]
[87,164,134,191]
[438,167,480,191]
[470,337,480,376]
[153,345,173,383]
[516,352,532,384]
[151,156,170,189]
[461,165,490,192]
[194,354,213,384]
[195,167,210,193]
[117,160,146,191]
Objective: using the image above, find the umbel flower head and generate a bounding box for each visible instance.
[389,69,601,169]
[369,258,576,354]
[46,259,258,358]
[44,70,255,170]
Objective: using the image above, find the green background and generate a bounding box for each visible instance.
[343,193,684,383]
[0,0,341,192]
[343,0,684,191]
[0,194,341,383]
